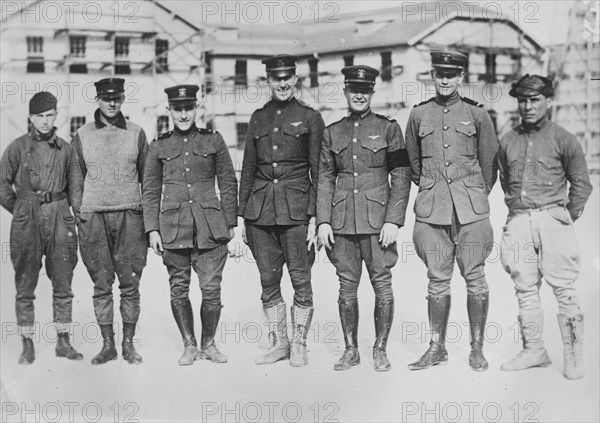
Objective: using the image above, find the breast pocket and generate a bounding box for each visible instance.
[455,124,477,156]
[158,149,182,181]
[418,125,435,158]
[283,123,309,158]
[360,137,387,168]
[192,144,216,179]
[252,129,271,158]
[330,139,350,170]
[536,156,562,186]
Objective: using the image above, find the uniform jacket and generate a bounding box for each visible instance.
[317,111,411,235]
[498,117,592,220]
[142,126,238,250]
[405,93,498,225]
[238,97,325,225]
[0,130,82,245]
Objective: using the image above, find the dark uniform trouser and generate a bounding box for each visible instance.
[246,224,314,308]
[11,202,78,326]
[413,211,493,296]
[162,244,228,306]
[326,234,398,302]
[78,210,147,325]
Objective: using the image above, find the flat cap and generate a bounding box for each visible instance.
[430,50,467,69]
[164,85,199,103]
[342,65,379,86]
[29,91,57,114]
[94,78,125,97]
[262,54,297,77]
[509,74,554,98]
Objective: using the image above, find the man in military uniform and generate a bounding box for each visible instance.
[143,84,238,366]
[0,92,83,364]
[238,54,324,367]
[317,65,411,372]
[405,51,498,372]
[73,78,148,365]
[498,75,592,380]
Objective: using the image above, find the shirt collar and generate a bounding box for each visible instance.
[519,116,549,133]
[94,109,128,129]
[30,127,60,148]
[347,109,372,121]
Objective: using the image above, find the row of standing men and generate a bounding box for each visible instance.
[0,51,592,379]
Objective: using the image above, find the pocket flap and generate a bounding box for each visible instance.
[251,129,270,140]
[157,149,181,161]
[193,144,216,157]
[418,125,434,138]
[332,190,348,206]
[538,156,560,169]
[365,189,388,205]
[161,202,180,212]
[199,197,221,210]
[330,139,349,155]
[361,137,387,153]
[463,178,485,188]
[283,122,309,138]
[418,178,435,191]
[456,124,477,137]
[285,183,309,194]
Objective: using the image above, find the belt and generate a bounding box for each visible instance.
[16,191,67,204]
[509,203,562,215]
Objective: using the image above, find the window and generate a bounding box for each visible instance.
[70,116,86,135]
[115,37,130,59]
[235,60,247,86]
[70,36,86,58]
[27,36,44,73]
[27,36,43,55]
[205,52,213,75]
[381,51,392,82]
[343,55,354,67]
[157,115,169,136]
[484,53,497,83]
[155,39,169,73]
[115,64,131,74]
[308,58,319,88]
[237,122,248,149]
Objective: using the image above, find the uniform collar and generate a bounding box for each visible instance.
[270,97,297,108]
[435,91,461,107]
[174,124,197,136]
[347,109,371,120]
[94,109,128,129]
[519,116,549,133]
[30,127,60,148]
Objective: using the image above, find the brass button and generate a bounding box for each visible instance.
[354,189,358,194]
[352,155,357,160]
[273,179,278,184]
[353,138,358,143]
[183,138,188,142]
[189,200,193,204]
[277,110,282,115]
[185,168,190,172]
[444,144,450,149]
[354,172,358,177]
[272,163,278,168]
[354,122,359,127]
[444,109,449,113]
[445,162,450,167]
[185,152,189,156]
[447,179,452,183]
[272,145,278,151]
[274,127,279,132]
[443,126,449,131]
[187,184,191,188]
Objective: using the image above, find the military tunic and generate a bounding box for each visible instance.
[405,93,498,296]
[0,130,82,327]
[142,126,238,305]
[317,111,411,301]
[239,97,324,308]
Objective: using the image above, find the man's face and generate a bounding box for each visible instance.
[168,103,197,131]
[344,85,374,114]
[431,68,464,97]
[517,93,550,125]
[268,73,297,102]
[29,109,57,135]
[97,94,124,119]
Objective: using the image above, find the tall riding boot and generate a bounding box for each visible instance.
[255,302,290,365]
[467,293,489,372]
[91,324,118,365]
[171,300,200,366]
[501,309,551,371]
[56,331,83,360]
[122,322,143,365]
[334,298,360,371]
[557,313,585,380]
[290,306,314,367]
[18,336,35,365]
[373,300,394,372]
[408,295,450,370]
[198,302,227,363]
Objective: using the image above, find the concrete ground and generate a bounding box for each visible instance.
[1,177,598,423]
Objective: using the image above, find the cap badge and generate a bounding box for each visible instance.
[178,87,187,97]
[441,53,451,63]
[357,69,366,79]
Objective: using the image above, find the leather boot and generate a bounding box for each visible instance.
[56,332,83,360]
[557,313,584,380]
[334,298,360,371]
[501,310,551,371]
[18,336,35,365]
[255,302,290,365]
[373,300,394,372]
[91,324,118,365]
[122,322,143,365]
[290,306,314,367]
[467,293,489,372]
[171,300,200,366]
[408,295,450,370]
[198,302,227,363]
